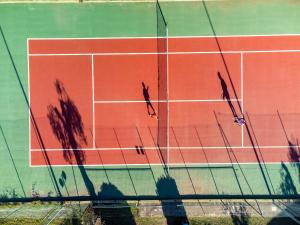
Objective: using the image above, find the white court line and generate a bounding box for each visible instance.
[29,161,298,168]
[28,49,300,56]
[92,55,96,149]
[241,52,244,147]
[27,38,31,167]
[27,33,300,40]
[94,99,242,103]
[30,145,300,152]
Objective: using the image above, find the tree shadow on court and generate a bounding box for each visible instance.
[96,182,136,225]
[156,175,189,225]
[0,25,62,198]
[59,171,70,197]
[279,162,298,196]
[247,112,300,223]
[47,79,96,197]
[277,110,300,183]
[267,173,300,225]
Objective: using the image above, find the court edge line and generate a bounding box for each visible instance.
[27,35,296,167]
[92,55,96,149]
[27,34,300,40]
[28,49,300,56]
[29,161,299,168]
[30,145,300,151]
[241,52,244,147]
[94,99,241,103]
[27,38,31,167]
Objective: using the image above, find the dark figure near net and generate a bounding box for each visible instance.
[217,72,245,125]
[142,82,157,118]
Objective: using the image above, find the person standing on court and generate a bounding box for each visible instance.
[142,82,157,119]
[217,72,245,125]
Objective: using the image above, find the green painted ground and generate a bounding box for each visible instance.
[0,1,299,201]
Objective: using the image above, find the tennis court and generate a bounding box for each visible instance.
[29,35,300,166]
[0,1,299,200]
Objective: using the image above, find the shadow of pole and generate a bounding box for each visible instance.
[195,126,229,209]
[201,0,273,199]
[171,127,205,214]
[135,126,157,187]
[113,128,138,197]
[70,166,80,197]
[245,112,277,194]
[277,110,300,175]
[148,126,169,176]
[0,25,62,197]
[214,112,264,216]
[214,111,245,197]
[274,111,300,222]
[201,1,242,114]
[0,125,26,197]
[89,129,110,183]
[194,127,223,194]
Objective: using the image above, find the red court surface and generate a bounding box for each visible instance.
[28,35,300,166]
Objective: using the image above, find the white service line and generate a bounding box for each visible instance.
[30,144,300,152]
[28,49,300,57]
[27,33,300,41]
[30,161,290,168]
[94,99,242,103]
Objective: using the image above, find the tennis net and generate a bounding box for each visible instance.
[156,1,169,168]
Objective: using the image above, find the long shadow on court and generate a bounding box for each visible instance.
[96,182,136,225]
[279,162,298,196]
[202,0,273,199]
[156,175,189,225]
[214,112,263,216]
[246,112,300,223]
[277,111,300,183]
[0,25,62,198]
[217,72,239,119]
[201,1,242,115]
[47,79,96,197]
[0,125,26,197]
[245,111,300,221]
[247,111,299,196]
[142,82,157,118]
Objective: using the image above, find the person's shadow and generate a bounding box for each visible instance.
[142,82,157,118]
[217,72,238,119]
